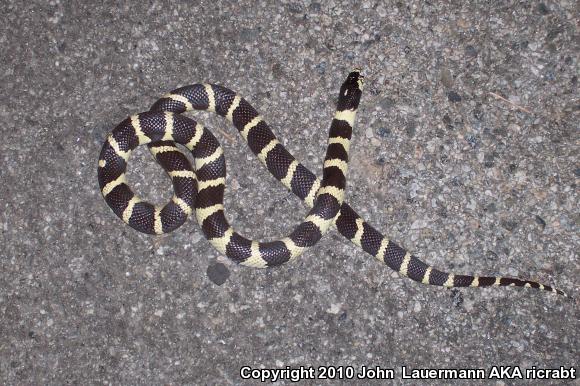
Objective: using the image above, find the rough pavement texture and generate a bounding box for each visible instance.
[1,1,578,384]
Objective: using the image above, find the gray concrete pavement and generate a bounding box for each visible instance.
[1,1,578,384]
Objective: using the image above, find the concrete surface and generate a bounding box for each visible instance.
[1,0,578,384]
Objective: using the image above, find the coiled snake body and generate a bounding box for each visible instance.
[98,70,568,297]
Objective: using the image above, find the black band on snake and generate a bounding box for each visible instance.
[98,70,569,297]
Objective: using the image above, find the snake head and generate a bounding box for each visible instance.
[337,69,364,111]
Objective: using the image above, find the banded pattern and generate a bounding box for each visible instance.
[99,70,364,267]
[98,70,569,297]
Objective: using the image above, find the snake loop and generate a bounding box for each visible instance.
[99,71,363,267]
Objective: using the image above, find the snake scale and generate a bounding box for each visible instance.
[98,70,569,298]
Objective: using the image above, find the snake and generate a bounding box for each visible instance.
[98,70,569,297]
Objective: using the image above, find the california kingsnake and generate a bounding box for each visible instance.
[98,70,569,297]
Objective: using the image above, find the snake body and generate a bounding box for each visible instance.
[98,70,568,297]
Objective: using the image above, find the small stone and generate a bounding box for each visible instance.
[326,303,342,314]
[537,3,550,15]
[405,120,417,137]
[485,250,499,261]
[376,5,387,17]
[206,262,230,286]
[451,289,463,307]
[493,127,507,137]
[501,219,518,232]
[315,61,327,74]
[464,45,478,58]
[239,28,259,43]
[440,68,454,88]
[547,27,563,41]
[287,3,303,13]
[465,134,478,148]
[457,18,470,29]
[473,107,484,121]
[559,215,573,231]
[309,2,321,12]
[451,176,463,187]
[413,302,421,313]
[507,123,521,133]
[409,182,419,198]
[443,113,453,129]
[535,215,546,229]
[376,127,391,137]
[411,219,428,229]
[380,97,395,109]
[271,63,284,79]
[484,202,497,213]
[483,153,495,168]
[448,91,462,103]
